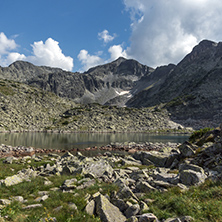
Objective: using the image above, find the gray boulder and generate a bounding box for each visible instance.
[85,199,95,216]
[179,164,206,186]
[179,170,206,186]
[95,194,127,222]
[125,204,140,218]
[133,151,170,167]
[136,181,156,192]
[179,141,195,157]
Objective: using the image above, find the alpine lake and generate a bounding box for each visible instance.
[0,132,189,154]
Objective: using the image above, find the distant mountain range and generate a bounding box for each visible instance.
[1,39,222,127]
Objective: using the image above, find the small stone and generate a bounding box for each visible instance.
[68,202,78,210]
[22,204,43,210]
[138,213,158,222]
[53,206,63,212]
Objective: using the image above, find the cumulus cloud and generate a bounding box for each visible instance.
[6,52,26,65]
[108,45,128,61]
[0,33,25,66]
[78,49,104,71]
[0,32,17,54]
[28,38,73,71]
[98,30,116,44]
[123,0,222,67]
[0,33,74,71]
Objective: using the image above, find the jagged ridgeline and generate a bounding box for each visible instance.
[0,39,222,130]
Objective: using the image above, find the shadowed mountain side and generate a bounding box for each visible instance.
[126,40,222,127]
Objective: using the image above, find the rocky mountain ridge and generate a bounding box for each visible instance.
[0,39,222,128]
[127,40,222,127]
[0,57,154,106]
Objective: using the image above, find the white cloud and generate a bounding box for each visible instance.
[78,49,104,71]
[108,45,128,61]
[98,30,116,43]
[0,32,17,54]
[0,33,74,71]
[6,52,26,65]
[123,0,222,67]
[28,38,73,71]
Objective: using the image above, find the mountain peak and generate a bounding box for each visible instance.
[198,39,217,48]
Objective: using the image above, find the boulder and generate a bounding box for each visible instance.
[116,184,138,201]
[0,199,11,205]
[95,194,126,222]
[111,198,128,212]
[136,181,156,193]
[85,200,95,216]
[179,164,204,174]
[179,170,206,186]
[3,175,23,186]
[125,204,140,218]
[133,151,170,167]
[22,204,43,210]
[61,178,77,190]
[179,141,195,157]
[79,159,113,178]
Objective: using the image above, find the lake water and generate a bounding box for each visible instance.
[0,132,189,150]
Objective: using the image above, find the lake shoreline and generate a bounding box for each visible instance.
[0,141,182,159]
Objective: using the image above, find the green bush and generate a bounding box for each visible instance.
[189,127,213,143]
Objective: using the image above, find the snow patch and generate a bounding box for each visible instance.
[115,90,130,96]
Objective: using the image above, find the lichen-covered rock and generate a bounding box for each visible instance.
[0,199,11,205]
[61,178,77,191]
[81,159,113,178]
[3,175,23,186]
[85,200,95,216]
[95,194,126,222]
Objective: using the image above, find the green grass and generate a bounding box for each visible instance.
[1,155,222,221]
[144,179,222,222]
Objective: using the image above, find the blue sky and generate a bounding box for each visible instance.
[1,0,222,72]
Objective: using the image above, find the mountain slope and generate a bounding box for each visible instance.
[0,58,154,106]
[0,78,183,132]
[127,40,222,126]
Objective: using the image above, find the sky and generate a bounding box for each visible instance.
[0,0,222,72]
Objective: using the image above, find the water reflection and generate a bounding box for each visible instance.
[0,132,189,150]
